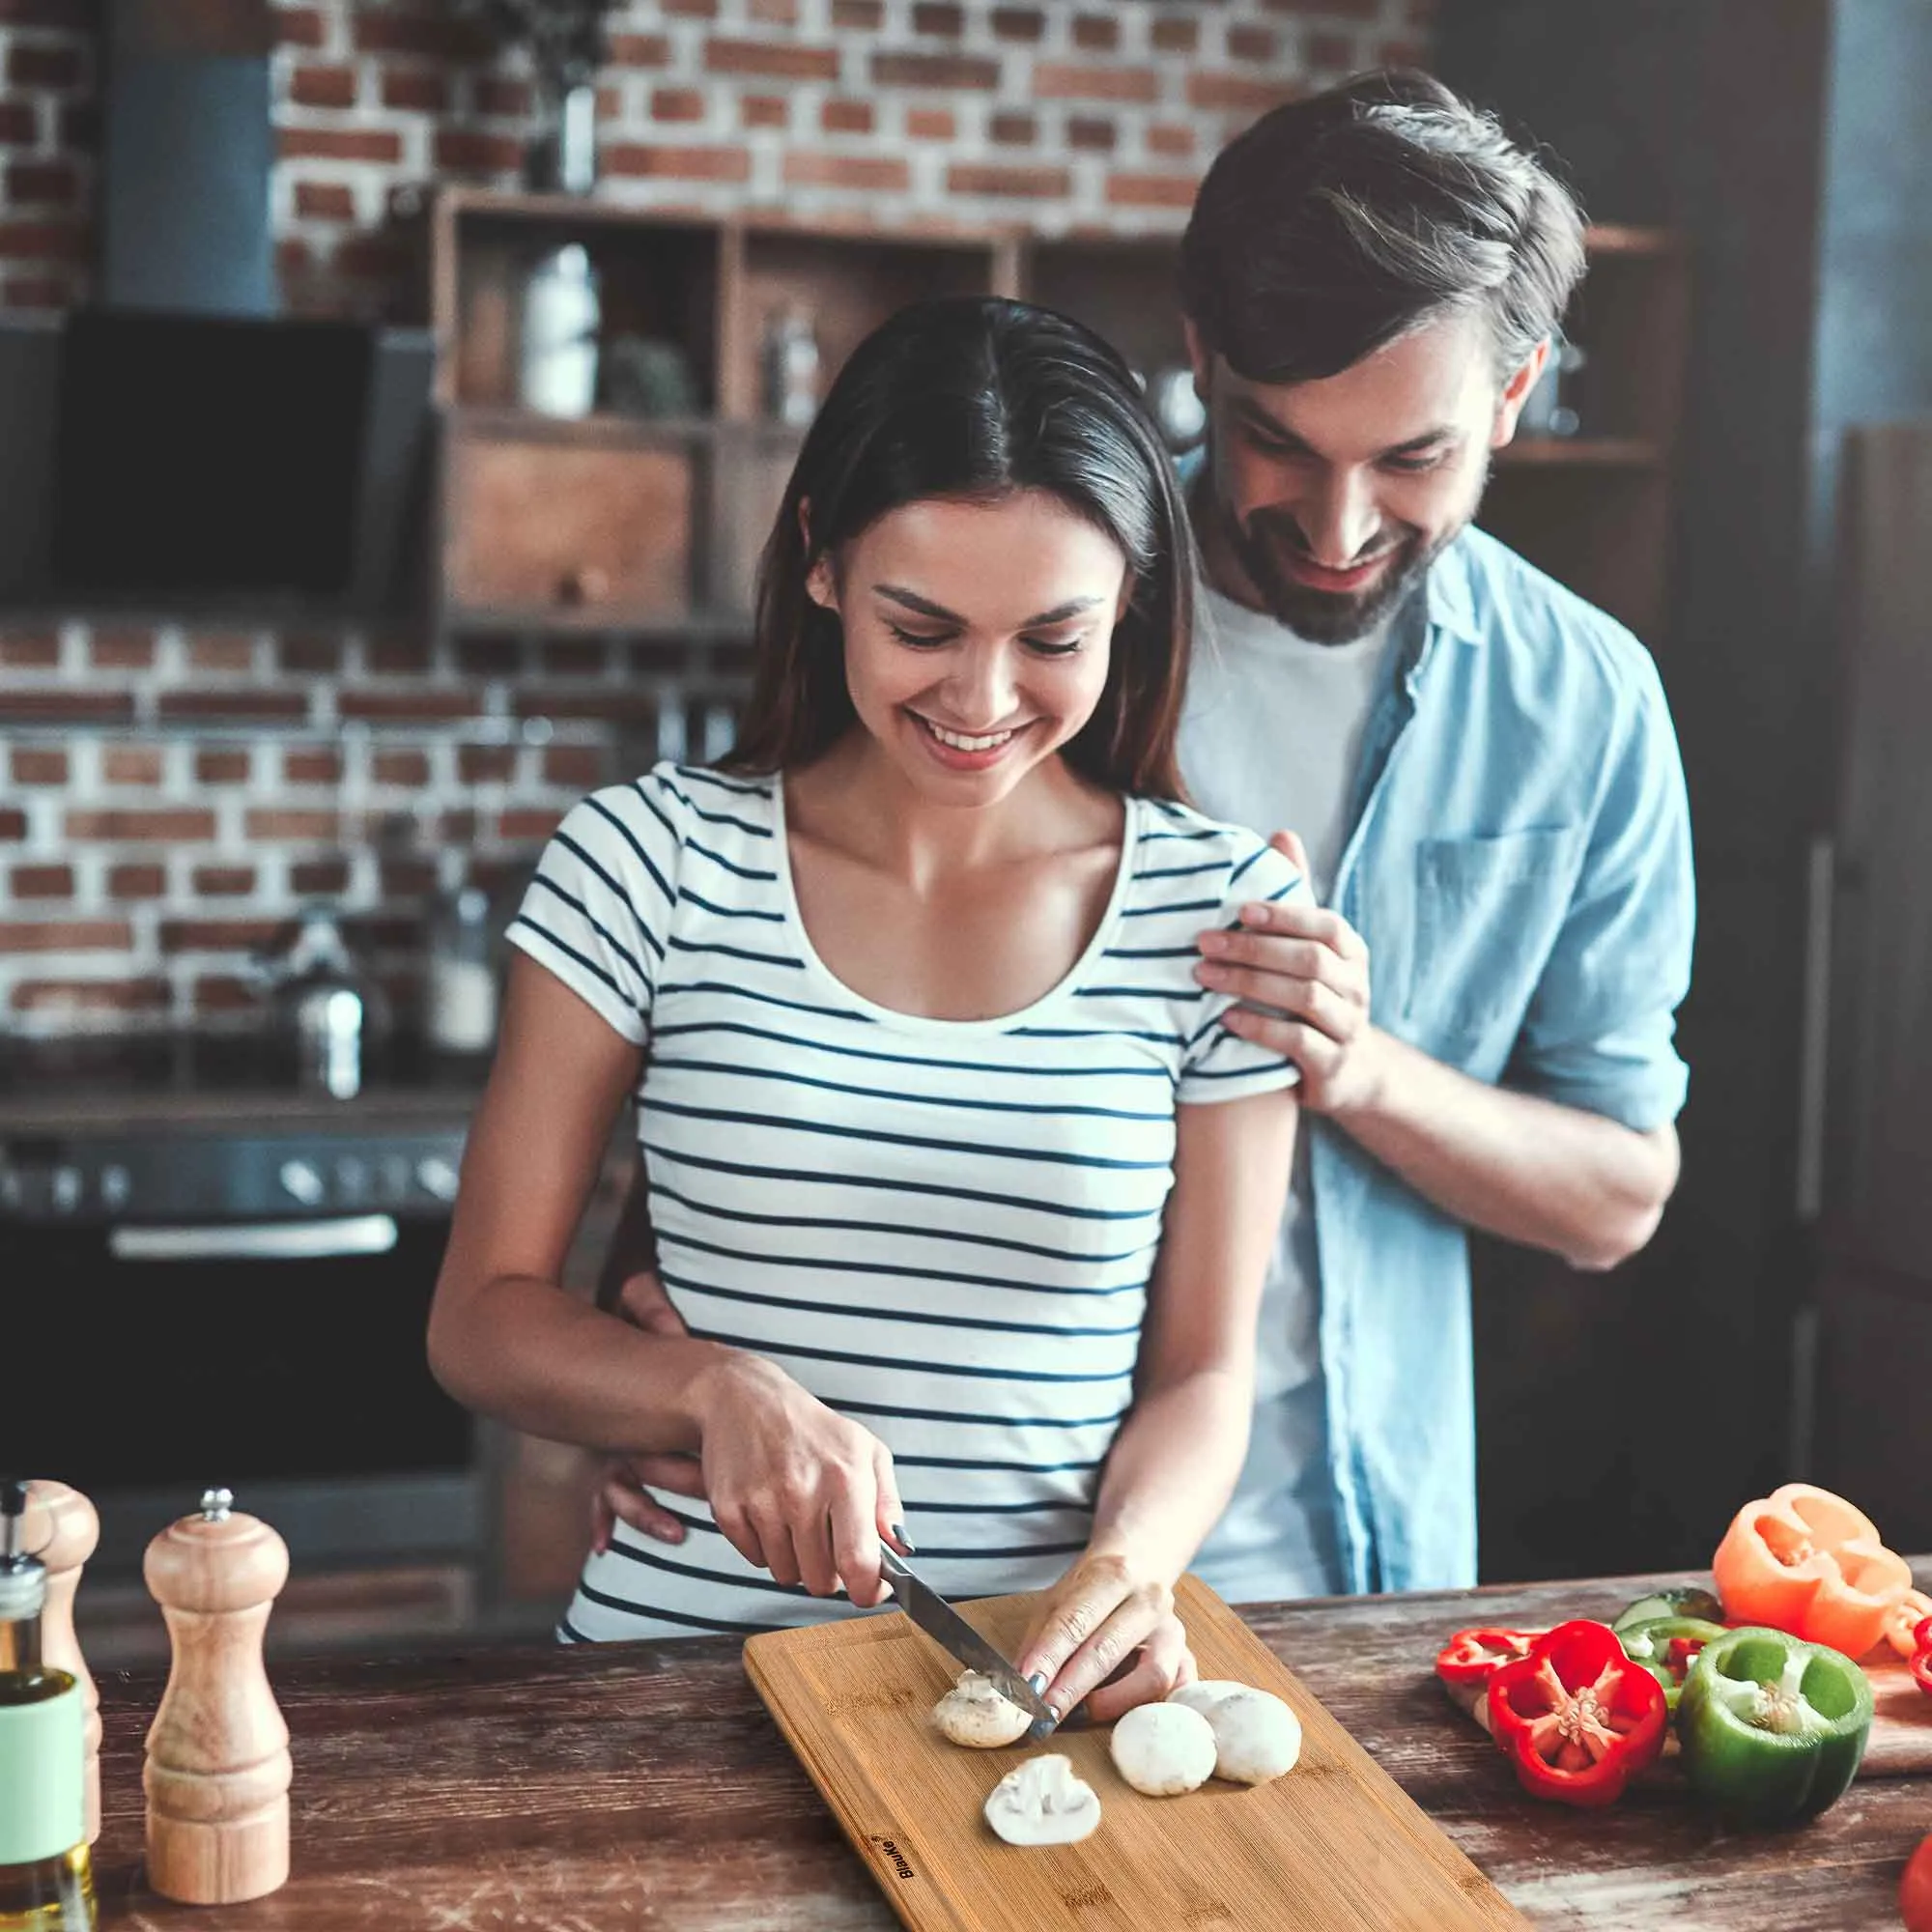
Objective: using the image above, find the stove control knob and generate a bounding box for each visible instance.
[99,1163,131,1212]
[50,1165,82,1213]
[415,1156,460,1204]
[278,1159,326,1208]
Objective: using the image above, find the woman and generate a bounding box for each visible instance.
[427,297,1302,1727]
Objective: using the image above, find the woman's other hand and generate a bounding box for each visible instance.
[691,1354,909,1608]
[1011,1546,1197,1725]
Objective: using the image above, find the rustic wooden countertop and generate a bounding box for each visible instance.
[89,1566,1931,1931]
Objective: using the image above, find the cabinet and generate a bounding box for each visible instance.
[426,190,1023,637]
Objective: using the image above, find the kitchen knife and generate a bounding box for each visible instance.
[878,1548,1059,1734]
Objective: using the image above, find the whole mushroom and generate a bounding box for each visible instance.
[933,1669,1035,1748]
[983,1753,1101,1846]
[1109,1700,1217,1796]
[1168,1680,1302,1784]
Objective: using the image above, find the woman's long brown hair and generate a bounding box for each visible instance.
[720,297,1195,804]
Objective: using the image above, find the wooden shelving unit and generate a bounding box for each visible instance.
[426,190,1016,638]
[425,197,1687,646]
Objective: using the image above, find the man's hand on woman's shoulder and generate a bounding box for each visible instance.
[1193,829,1387,1118]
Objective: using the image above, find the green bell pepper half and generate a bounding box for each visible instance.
[1677,1626,1873,1824]
[1617,1615,1727,1713]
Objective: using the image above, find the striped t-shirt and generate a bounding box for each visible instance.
[507,760,1305,1642]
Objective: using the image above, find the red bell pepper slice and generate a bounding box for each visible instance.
[1487,1620,1668,1807]
[1435,1626,1548,1689]
[1913,1618,1932,1700]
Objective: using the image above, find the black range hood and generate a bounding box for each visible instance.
[0,0,433,621]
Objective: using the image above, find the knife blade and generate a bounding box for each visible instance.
[879,1548,1059,1733]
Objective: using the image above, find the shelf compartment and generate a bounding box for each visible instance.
[441,424,701,630]
[1021,234,1186,380]
[720,225,1010,422]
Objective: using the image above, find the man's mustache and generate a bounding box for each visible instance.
[1246,513,1408,575]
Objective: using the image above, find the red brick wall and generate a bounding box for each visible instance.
[4,0,1433,318]
[0,0,93,313]
[0,0,1433,1034]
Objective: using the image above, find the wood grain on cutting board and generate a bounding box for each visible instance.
[744,1573,1527,1932]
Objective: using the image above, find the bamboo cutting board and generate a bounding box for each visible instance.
[745,1574,1527,1932]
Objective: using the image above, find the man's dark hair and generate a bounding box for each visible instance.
[1179,69,1587,386]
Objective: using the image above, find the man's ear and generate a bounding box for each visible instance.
[1492,337,1552,448]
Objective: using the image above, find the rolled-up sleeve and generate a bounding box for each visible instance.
[1509,654,1694,1131]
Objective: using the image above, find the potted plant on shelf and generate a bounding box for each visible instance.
[461,0,616,192]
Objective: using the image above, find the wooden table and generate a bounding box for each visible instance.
[89,1567,1931,1930]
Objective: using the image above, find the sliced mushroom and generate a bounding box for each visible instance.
[1108,1700,1216,1796]
[933,1669,1035,1748]
[1168,1680,1302,1784]
[983,1753,1102,1846]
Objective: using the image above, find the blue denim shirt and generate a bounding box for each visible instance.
[1293,526,1693,1593]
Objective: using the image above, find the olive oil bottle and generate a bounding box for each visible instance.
[0,1480,93,1932]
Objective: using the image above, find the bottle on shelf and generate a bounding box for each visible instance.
[760,302,821,429]
[426,884,500,1058]
[520,242,602,420]
[0,1478,94,1932]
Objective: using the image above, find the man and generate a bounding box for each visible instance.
[586,69,1693,1599]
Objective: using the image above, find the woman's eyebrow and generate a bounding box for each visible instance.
[874,584,1105,626]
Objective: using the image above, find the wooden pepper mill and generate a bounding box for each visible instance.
[143,1488,292,1905]
[22,1479,101,1846]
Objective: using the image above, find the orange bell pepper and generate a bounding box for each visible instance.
[1711,1483,1912,1658]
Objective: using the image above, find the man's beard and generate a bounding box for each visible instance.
[1219,453,1490,645]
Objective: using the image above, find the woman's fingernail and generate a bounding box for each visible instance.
[892,1522,915,1553]
[1198,931,1229,956]
[1027,1671,1049,1695]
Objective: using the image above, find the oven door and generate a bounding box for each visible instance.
[14,1213,472,1493]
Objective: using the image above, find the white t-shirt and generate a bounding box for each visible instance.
[1179,584,1402,1605]
[509,763,1307,1641]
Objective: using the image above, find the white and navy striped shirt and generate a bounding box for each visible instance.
[507,761,1304,1642]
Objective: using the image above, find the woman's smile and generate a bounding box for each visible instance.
[907,708,1034,770]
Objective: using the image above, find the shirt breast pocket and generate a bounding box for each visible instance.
[1405,827,1583,1051]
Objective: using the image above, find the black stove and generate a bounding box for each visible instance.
[2,1032,490,1586]
[1,1126,465,1225]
